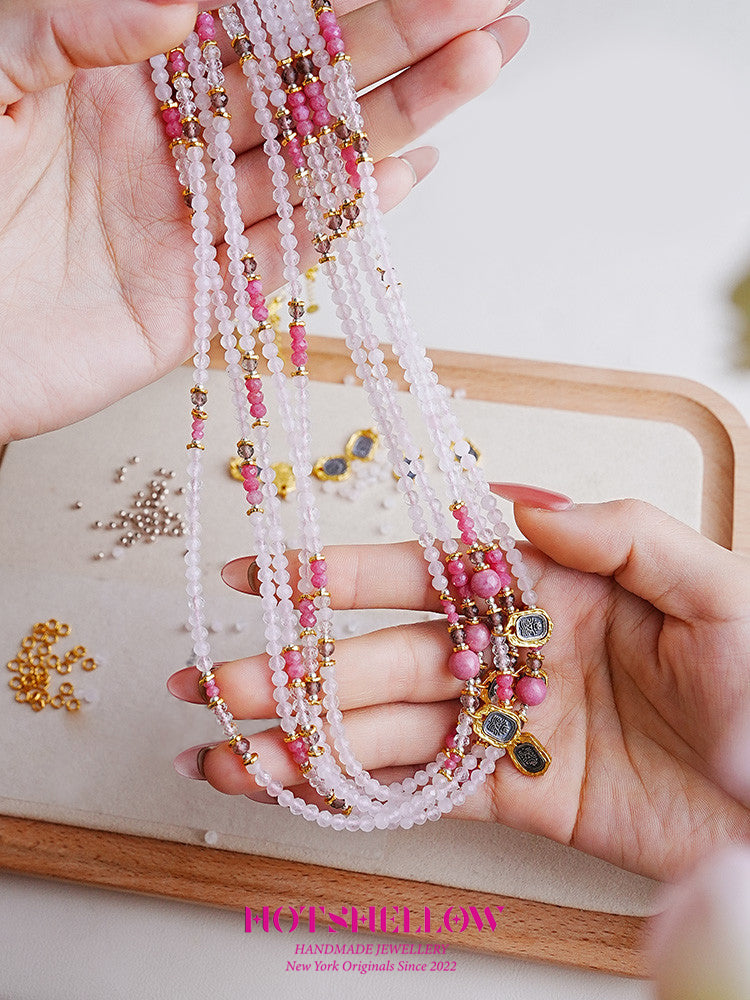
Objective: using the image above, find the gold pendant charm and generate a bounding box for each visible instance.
[470,703,523,748]
[504,608,553,648]
[508,732,551,776]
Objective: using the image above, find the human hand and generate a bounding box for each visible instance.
[0,0,528,443]
[169,487,750,882]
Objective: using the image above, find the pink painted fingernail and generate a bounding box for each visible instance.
[221,556,260,594]
[490,482,574,511]
[503,0,526,13]
[173,742,224,780]
[167,666,207,704]
[483,15,530,66]
[398,146,440,187]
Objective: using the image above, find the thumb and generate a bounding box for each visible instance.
[0,0,197,107]
[490,484,750,623]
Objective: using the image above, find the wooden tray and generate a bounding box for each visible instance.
[2,335,749,978]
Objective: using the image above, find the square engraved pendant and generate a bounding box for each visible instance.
[470,704,522,748]
[505,608,553,648]
[508,733,551,776]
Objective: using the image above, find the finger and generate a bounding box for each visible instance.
[223,0,516,155]
[226,27,503,225]
[221,540,441,611]
[228,150,427,288]
[512,497,750,623]
[198,699,462,794]
[0,0,197,109]
[167,619,463,716]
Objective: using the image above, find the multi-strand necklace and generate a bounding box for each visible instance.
[150,2,554,832]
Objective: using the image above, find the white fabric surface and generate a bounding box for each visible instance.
[0,368,702,918]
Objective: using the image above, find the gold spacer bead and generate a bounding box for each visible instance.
[291,366,309,377]
[186,441,205,450]
[246,505,264,515]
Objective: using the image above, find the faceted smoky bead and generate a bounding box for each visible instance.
[190,388,207,406]
[329,797,347,811]
[240,353,258,373]
[451,629,465,647]
[460,694,479,712]
[242,257,257,275]
[486,612,504,630]
[326,213,343,231]
[281,65,298,87]
[501,592,516,611]
[352,134,369,153]
[342,202,359,221]
[334,122,350,140]
[319,641,335,657]
[233,37,253,59]
[182,190,193,210]
[237,441,254,460]
[183,119,199,139]
[313,0,332,10]
[276,113,293,133]
[314,235,331,253]
[296,57,313,77]
[468,550,486,568]
[306,681,321,699]
[289,302,305,320]
[210,91,228,109]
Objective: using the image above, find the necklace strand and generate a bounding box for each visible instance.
[150,1,555,831]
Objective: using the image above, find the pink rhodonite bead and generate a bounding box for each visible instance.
[470,568,502,599]
[448,649,480,680]
[288,738,308,764]
[444,753,461,769]
[205,680,219,699]
[515,675,548,706]
[494,675,514,700]
[464,622,491,652]
[196,11,216,41]
[282,649,305,679]
[168,50,187,73]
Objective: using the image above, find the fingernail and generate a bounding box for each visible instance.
[398,146,440,187]
[503,0,526,12]
[245,792,279,805]
[221,556,260,594]
[483,14,530,65]
[166,665,223,704]
[490,482,574,511]
[173,742,224,780]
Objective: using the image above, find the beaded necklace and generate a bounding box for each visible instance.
[150,2,554,832]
